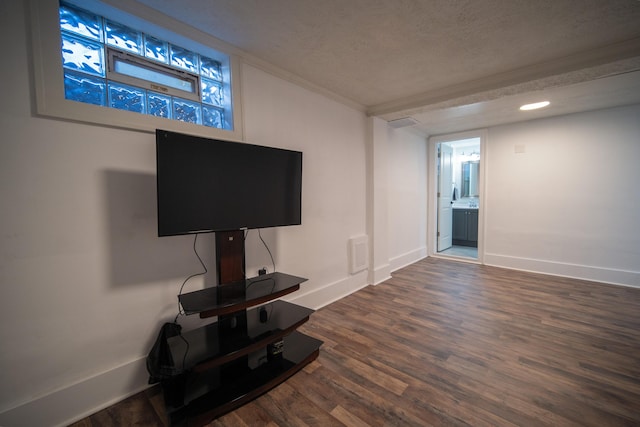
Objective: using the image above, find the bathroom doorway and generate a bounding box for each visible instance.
[429,132,485,261]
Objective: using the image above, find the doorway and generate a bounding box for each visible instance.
[429,132,484,261]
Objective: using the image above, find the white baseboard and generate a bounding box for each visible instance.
[0,357,150,427]
[371,263,392,285]
[389,247,428,273]
[285,270,370,310]
[483,253,640,288]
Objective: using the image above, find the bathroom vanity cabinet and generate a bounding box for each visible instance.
[452,208,478,247]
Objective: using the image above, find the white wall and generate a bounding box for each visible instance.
[240,64,369,306]
[0,1,369,424]
[367,117,392,284]
[387,128,427,271]
[484,104,640,286]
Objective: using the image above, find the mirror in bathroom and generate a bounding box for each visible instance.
[461,161,479,197]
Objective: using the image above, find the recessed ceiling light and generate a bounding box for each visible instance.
[520,101,550,111]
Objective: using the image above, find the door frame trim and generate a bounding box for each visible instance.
[428,129,487,263]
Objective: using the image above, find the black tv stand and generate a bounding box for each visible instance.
[158,230,322,425]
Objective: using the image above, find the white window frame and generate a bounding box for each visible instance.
[29,0,244,141]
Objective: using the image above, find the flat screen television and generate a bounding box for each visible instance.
[156,129,302,237]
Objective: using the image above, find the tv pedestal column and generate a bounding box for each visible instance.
[161,230,322,426]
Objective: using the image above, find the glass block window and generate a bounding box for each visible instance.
[63,71,106,106]
[144,35,169,63]
[61,33,105,77]
[108,82,146,113]
[147,92,172,118]
[105,20,143,55]
[173,98,202,124]
[58,1,230,130]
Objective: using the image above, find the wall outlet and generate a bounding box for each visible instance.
[258,268,267,275]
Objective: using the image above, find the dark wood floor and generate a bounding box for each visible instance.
[71,257,640,426]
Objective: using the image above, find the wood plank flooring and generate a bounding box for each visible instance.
[70,258,640,426]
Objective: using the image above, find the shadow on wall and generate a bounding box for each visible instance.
[102,169,216,287]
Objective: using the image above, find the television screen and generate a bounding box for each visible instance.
[156,129,302,236]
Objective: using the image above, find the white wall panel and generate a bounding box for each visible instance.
[484,105,640,286]
[387,128,428,271]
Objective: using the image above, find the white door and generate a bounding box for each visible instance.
[437,143,453,251]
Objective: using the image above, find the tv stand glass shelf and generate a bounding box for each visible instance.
[178,272,307,318]
[166,331,321,425]
[168,300,315,373]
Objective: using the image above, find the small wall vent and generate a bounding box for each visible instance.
[388,117,418,128]
[348,235,369,274]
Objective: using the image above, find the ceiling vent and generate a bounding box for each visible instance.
[388,117,419,128]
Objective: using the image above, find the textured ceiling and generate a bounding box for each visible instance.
[133,0,640,134]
